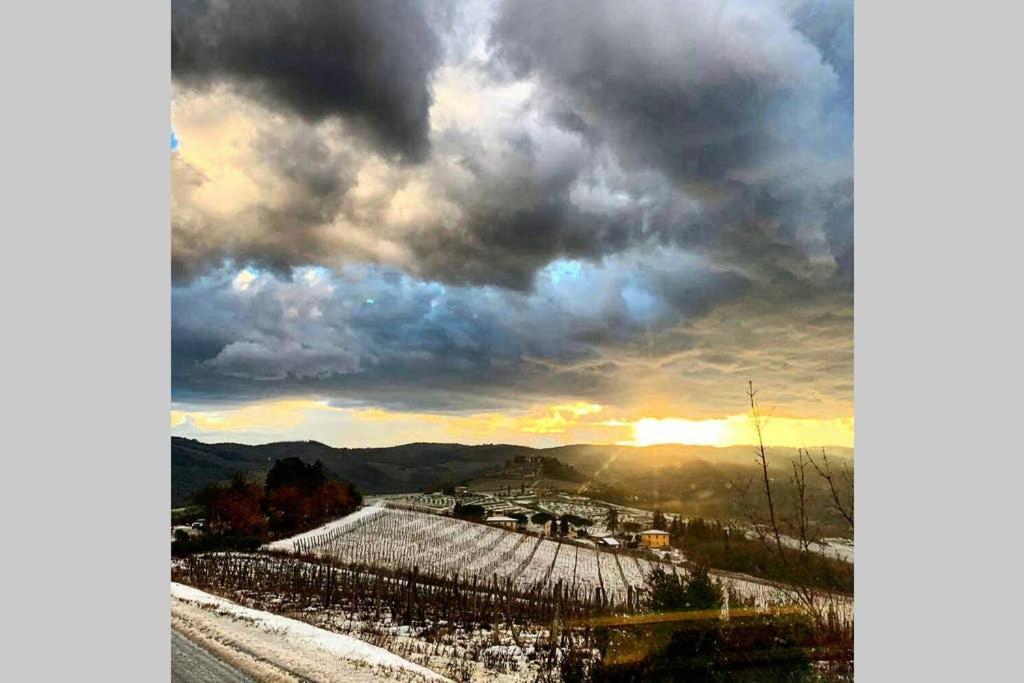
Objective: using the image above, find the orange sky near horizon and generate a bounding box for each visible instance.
[170,399,853,450]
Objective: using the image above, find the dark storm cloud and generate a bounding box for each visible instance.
[491,0,832,182]
[406,129,648,291]
[170,0,854,417]
[489,0,853,293]
[172,0,446,161]
[172,0,852,297]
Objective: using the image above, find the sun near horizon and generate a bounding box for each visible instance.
[171,398,853,451]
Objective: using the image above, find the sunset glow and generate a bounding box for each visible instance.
[171,400,853,450]
[171,0,853,453]
[623,415,854,449]
[628,418,731,447]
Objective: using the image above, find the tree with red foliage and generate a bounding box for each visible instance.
[196,473,267,538]
[264,458,362,534]
[267,484,311,532]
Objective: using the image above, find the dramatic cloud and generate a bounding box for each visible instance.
[490,0,853,291]
[170,0,854,443]
[172,0,447,160]
[171,253,850,418]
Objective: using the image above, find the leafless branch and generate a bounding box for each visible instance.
[783,449,816,552]
[748,381,786,561]
[808,448,854,531]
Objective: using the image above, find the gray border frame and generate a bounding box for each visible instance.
[3,0,1022,679]
[855,1,1020,678]
[3,1,170,679]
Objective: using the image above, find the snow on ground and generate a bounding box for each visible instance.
[270,506,649,605]
[744,530,854,563]
[265,505,851,624]
[265,505,386,551]
[171,582,449,682]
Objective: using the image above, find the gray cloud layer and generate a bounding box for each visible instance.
[489,0,852,291]
[172,255,844,415]
[171,0,853,417]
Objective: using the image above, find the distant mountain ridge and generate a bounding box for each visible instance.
[171,436,852,507]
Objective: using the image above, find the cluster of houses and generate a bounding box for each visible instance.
[483,514,672,553]
[418,485,678,560]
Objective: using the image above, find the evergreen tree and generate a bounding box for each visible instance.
[605,507,619,532]
[652,509,667,530]
[669,515,683,545]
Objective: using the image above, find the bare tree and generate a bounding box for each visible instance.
[747,381,787,561]
[808,448,854,532]
[783,449,816,553]
[737,382,837,625]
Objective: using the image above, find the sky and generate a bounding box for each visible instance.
[170,0,854,450]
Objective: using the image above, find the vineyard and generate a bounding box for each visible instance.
[268,505,666,608]
[174,506,852,680]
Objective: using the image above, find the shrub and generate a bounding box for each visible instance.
[646,564,723,612]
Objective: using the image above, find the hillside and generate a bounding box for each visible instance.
[171,437,852,507]
[172,437,535,505]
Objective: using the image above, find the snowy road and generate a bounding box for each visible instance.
[171,583,450,682]
[171,630,254,683]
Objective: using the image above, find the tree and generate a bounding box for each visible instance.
[313,479,361,519]
[265,457,326,496]
[267,484,310,532]
[197,473,267,538]
[735,381,855,626]
[559,517,570,536]
[453,502,486,521]
[562,513,593,527]
[808,448,854,532]
[645,564,723,612]
[682,565,723,611]
[532,511,555,525]
[263,458,361,534]
[605,507,619,533]
[653,509,667,530]
[669,515,683,545]
[784,448,815,552]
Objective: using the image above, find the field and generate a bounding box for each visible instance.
[176,504,853,681]
[269,504,665,607]
[376,491,658,538]
[264,504,853,624]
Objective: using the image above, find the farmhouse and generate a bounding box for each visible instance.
[485,515,519,531]
[640,529,671,548]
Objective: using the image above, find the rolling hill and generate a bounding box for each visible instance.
[171,436,852,507]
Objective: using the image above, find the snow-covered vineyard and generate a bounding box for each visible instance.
[264,504,852,625]
[270,505,663,606]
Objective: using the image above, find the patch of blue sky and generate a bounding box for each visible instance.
[294,265,331,283]
[171,128,180,151]
[543,259,583,285]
